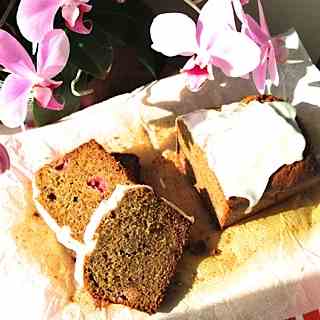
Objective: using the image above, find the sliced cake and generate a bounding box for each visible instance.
[33,140,140,245]
[176,95,320,228]
[33,141,193,313]
[74,184,193,314]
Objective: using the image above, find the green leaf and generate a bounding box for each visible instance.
[32,64,82,126]
[68,26,113,80]
[89,0,161,79]
[136,47,157,80]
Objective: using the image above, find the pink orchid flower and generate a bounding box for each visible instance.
[0,143,10,174]
[150,0,260,91]
[242,0,288,93]
[17,0,92,48]
[0,29,70,128]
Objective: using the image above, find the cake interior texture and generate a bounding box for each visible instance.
[177,95,320,228]
[35,140,140,241]
[83,187,192,314]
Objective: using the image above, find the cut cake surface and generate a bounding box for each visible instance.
[80,185,193,314]
[176,95,320,228]
[34,140,140,242]
[33,140,193,314]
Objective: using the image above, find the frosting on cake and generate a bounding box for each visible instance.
[75,184,194,287]
[32,180,83,252]
[33,182,194,287]
[32,182,130,287]
[75,184,130,287]
[180,100,306,210]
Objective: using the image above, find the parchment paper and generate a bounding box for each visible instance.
[1,29,320,320]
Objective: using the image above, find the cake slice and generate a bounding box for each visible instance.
[176,95,320,228]
[33,140,140,243]
[74,184,193,314]
[33,140,193,313]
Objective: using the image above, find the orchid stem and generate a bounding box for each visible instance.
[183,0,201,14]
[0,0,17,28]
[266,79,272,95]
[71,69,94,97]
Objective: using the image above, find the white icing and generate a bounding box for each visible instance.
[180,100,306,210]
[33,181,194,288]
[74,184,194,288]
[74,184,132,287]
[73,240,96,288]
[32,180,83,252]
[83,185,147,244]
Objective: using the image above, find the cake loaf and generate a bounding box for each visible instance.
[33,140,140,243]
[75,185,193,314]
[176,95,320,228]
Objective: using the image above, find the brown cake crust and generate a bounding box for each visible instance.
[177,95,320,228]
[35,140,140,241]
[83,186,192,314]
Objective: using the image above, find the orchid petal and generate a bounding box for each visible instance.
[272,37,289,64]
[17,0,62,46]
[182,56,197,72]
[244,14,269,45]
[197,0,235,49]
[37,29,70,79]
[185,71,208,92]
[62,4,80,28]
[0,143,10,174]
[39,79,63,90]
[257,0,270,36]
[210,30,261,77]
[252,60,268,94]
[150,13,197,57]
[0,30,35,78]
[260,45,269,65]
[79,3,92,13]
[268,45,279,86]
[182,57,209,92]
[33,86,64,110]
[0,75,33,128]
[65,4,93,34]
